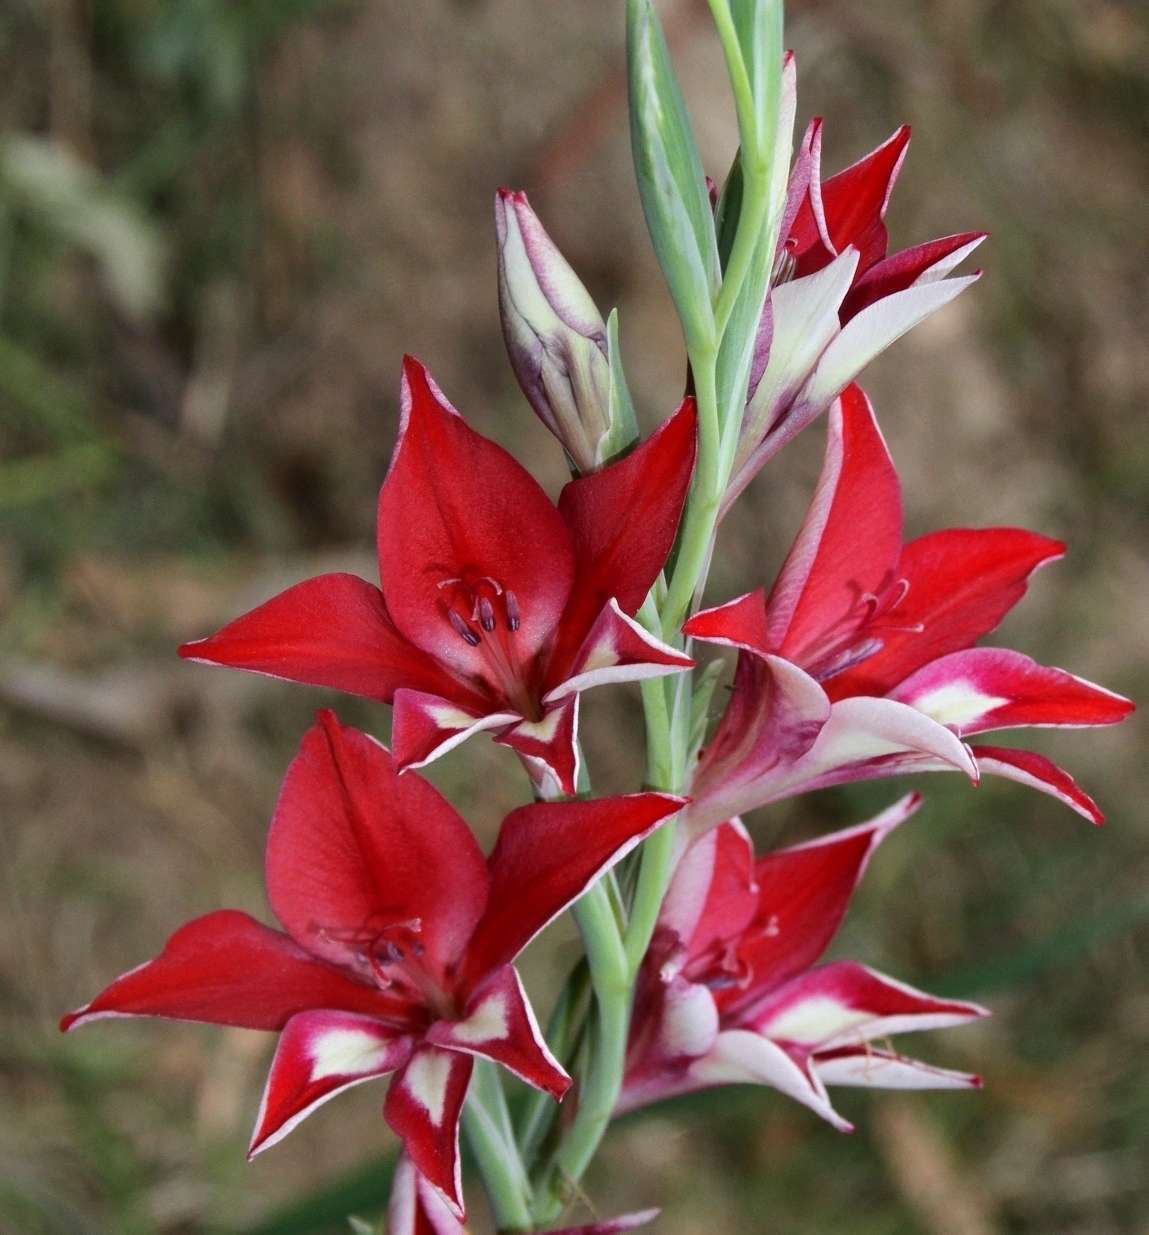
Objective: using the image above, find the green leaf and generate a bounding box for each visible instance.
[602,308,640,463]
[729,0,784,160]
[626,0,720,353]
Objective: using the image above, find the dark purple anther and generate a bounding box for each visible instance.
[478,596,497,632]
[505,591,521,632]
[448,609,481,646]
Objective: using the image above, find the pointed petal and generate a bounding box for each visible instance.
[60,910,395,1033]
[267,712,488,976]
[687,654,831,837]
[551,399,697,668]
[747,961,988,1048]
[391,689,519,775]
[384,1045,473,1219]
[744,248,859,443]
[815,125,911,274]
[545,598,694,703]
[766,385,903,667]
[684,588,770,653]
[829,528,1066,699]
[813,1045,982,1092]
[842,232,987,321]
[376,356,575,681]
[784,119,832,270]
[763,695,978,802]
[619,979,720,1115]
[387,1152,467,1235]
[735,795,922,992]
[548,1212,661,1234]
[248,1010,413,1157]
[888,647,1134,734]
[688,1028,853,1132]
[466,793,684,980]
[973,745,1105,825]
[495,693,580,799]
[660,819,758,956]
[801,273,981,414]
[178,574,465,704]
[424,965,569,1099]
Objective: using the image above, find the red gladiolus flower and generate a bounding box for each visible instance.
[179,357,696,797]
[730,57,985,509]
[388,1150,659,1235]
[683,385,1132,836]
[621,795,987,1127]
[61,711,683,1218]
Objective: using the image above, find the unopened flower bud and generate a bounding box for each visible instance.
[496,189,623,473]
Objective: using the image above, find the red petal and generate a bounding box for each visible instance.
[814,126,911,276]
[384,1045,474,1219]
[732,795,920,995]
[267,712,489,977]
[829,528,1066,700]
[841,232,987,322]
[465,793,684,981]
[391,689,519,776]
[660,820,758,959]
[60,910,395,1033]
[746,960,987,1045]
[547,598,694,701]
[812,1045,982,1092]
[973,745,1105,825]
[785,119,833,271]
[684,588,770,653]
[179,574,466,704]
[495,693,580,798]
[766,385,903,670]
[249,1010,413,1157]
[424,965,570,1099]
[551,399,696,671]
[550,1211,662,1234]
[388,1152,467,1235]
[889,647,1134,734]
[687,654,830,837]
[376,356,575,683]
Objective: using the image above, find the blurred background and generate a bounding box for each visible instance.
[2,1,1147,1232]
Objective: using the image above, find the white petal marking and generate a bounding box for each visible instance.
[451,995,509,1046]
[908,682,1009,728]
[760,997,870,1046]
[403,1051,453,1126]
[310,1028,400,1081]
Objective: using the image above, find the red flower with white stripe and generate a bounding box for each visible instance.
[729,55,985,509]
[387,1151,659,1235]
[684,385,1132,837]
[179,356,696,797]
[621,795,986,1128]
[61,711,682,1218]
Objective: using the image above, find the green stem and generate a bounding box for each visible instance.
[463,1062,534,1231]
[516,961,591,1165]
[532,878,631,1224]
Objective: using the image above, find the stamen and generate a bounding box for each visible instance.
[771,240,798,287]
[478,596,496,632]
[448,609,481,646]
[505,590,521,632]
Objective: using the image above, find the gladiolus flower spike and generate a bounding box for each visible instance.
[61,4,1136,1230]
[62,711,683,1218]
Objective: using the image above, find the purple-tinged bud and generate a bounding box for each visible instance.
[496,189,627,473]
